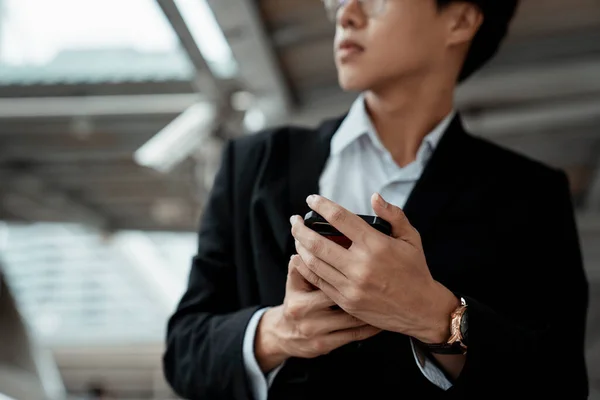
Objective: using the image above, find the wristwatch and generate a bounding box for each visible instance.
[423,297,469,355]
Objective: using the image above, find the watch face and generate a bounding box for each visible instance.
[460,308,469,346]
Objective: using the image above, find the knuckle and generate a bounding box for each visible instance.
[311,338,328,355]
[297,321,314,339]
[353,270,368,287]
[347,313,361,326]
[330,208,346,224]
[351,327,363,341]
[352,268,372,288]
[394,207,407,222]
[305,252,320,268]
[315,292,333,309]
[356,229,369,245]
[308,272,324,289]
[288,257,299,271]
[344,288,364,310]
[371,239,389,255]
[314,275,325,289]
[413,227,422,242]
[307,238,324,255]
[304,268,316,283]
[284,302,303,320]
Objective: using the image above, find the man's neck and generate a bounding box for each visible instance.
[364,75,455,167]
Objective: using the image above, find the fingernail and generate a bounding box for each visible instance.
[289,215,296,225]
[376,193,388,208]
[306,195,317,205]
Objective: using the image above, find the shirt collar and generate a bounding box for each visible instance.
[330,94,373,156]
[330,94,456,160]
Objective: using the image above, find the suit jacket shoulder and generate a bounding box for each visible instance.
[230,124,318,155]
[468,134,567,189]
[226,119,339,189]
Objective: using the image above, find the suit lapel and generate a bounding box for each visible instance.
[284,117,344,255]
[403,115,476,241]
[252,116,344,264]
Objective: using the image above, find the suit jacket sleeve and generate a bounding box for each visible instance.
[447,171,589,398]
[162,140,260,400]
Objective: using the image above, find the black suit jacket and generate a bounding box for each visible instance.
[163,115,589,399]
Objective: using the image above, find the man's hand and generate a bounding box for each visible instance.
[290,193,459,344]
[255,256,381,373]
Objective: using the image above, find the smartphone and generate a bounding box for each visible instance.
[304,211,392,249]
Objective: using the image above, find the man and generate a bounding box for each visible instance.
[163,0,589,399]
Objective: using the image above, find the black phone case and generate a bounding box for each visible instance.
[304,211,392,237]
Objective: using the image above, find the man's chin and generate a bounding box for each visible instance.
[337,74,371,92]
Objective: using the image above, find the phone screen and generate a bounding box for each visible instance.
[325,235,352,249]
[304,211,391,249]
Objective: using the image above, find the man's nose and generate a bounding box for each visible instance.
[338,0,368,29]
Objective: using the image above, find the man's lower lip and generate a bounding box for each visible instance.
[337,47,364,59]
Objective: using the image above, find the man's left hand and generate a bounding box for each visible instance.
[290,193,459,344]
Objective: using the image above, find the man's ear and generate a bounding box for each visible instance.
[444,2,484,46]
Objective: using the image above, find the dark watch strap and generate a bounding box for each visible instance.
[460,307,469,347]
[419,341,466,355]
[416,299,469,355]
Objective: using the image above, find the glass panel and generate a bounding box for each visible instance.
[0,222,196,346]
[0,0,195,84]
[174,0,238,78]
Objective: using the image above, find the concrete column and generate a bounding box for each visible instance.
[0,269,64,399]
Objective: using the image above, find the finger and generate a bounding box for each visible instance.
[305,195,371,244]
[295,240,348,288]
[371,192,422,249]
[293,254,344,305]
[303,288,337,310]
[300,314,366,338]
[321,310,365,333]
[291,215,348,270]
[325,325,381,348]
[287,256,316,293]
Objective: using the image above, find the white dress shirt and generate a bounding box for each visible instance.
[242,94,457,399]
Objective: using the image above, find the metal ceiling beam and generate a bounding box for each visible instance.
[1,173,111,230]
[484,27,600,70]
[207,0,293,125]
[0,119,179,136]
[0,94,201,119]
[0,164,158,178]
[463,95,600,138]
[0,149,134,163]
[457,57,600,109]
[156,0,226,105]
[0,80,195,98]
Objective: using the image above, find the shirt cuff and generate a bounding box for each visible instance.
[410,338,453,390]
[243,307,285,400]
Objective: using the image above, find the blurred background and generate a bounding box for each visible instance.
[0,0,599,399]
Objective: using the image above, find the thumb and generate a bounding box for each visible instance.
[286,255,316,292]
[371,193,422,248]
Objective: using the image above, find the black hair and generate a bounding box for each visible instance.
[436,0,520,81]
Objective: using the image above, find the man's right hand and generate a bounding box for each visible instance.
[255,255,381,373]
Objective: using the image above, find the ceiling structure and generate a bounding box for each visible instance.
[0,0,600,398]
[0,0,598,232]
